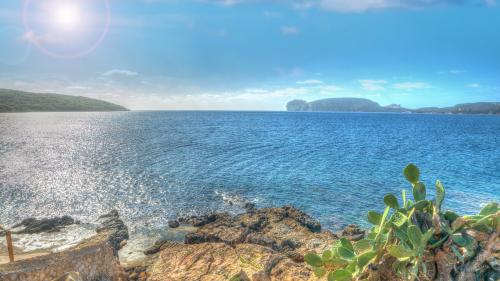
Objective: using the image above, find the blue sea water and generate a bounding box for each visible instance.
[0,111,499,234]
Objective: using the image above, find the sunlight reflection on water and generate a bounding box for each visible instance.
[0,111,499,235]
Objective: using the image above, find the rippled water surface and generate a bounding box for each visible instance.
[1,111,499,233]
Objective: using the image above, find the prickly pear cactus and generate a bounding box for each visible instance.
[305,164,500,281]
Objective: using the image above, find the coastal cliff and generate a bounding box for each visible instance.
[286,98,500,114]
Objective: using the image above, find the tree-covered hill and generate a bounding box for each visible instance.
[0,89,128,112]
[287,98,500,114]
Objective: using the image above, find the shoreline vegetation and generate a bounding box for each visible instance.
[0,164,498,280]
[287,98,500,115]
[1,88,499,115]
[0,89,128,112]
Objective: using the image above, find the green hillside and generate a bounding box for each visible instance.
[287,98,500,114]
[0,89,128,112]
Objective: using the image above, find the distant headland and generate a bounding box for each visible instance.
[286,98,500,115]
[0,89,128,113]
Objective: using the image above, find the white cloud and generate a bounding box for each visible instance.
[317,0,396,12]
[281,25,300,35]
[0,71,347,110]
[297,79,323,85]
[102,69,138,77]
[392,82,432,90]
[197,0,497,13]
[359,79,387,91]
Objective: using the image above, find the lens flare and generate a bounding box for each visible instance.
[52,3,82,31]
[23,0,110,59]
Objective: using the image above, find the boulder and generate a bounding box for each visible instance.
[340,224,365,241]
[167,220,180,228]
[183,205,335,256]
[148,242,319,281]
[143,239,170,256]
[12,216,75,234]
[96,210,129,254]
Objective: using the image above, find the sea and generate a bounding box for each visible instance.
[1,111,499,237]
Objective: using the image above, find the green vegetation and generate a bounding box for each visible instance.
[286,98,403,112]
[286,98,500,114]
[0,89,128,112]
[305,164,499,281]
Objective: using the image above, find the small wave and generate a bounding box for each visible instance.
[5,224,96,253]
[214,190,260,208]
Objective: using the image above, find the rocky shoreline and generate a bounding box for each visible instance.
[128,204,345,280]
[1,205,499,281]
[0,205,354,280]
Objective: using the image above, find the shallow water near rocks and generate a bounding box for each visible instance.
[1,111,499,241]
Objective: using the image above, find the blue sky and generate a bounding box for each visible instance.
[0,0,499,110]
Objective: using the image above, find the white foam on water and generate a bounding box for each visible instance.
[214,190,260,208]
[2,224,96,253]
[119,225,198,266]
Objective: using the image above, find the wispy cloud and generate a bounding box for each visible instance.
[297,79,323,85]
[102,69,139,77]
[359,79,387,91]
[393,82,432,90]
[196,0,497,12]
[281,25,300,35]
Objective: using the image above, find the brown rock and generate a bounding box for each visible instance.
[184,205,336,255]
[148,243,319,281]
[340,224,365,241]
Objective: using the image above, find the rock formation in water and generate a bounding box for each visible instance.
[286,97,500,114]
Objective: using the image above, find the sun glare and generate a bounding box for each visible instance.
[23,0,110,58]
[52,3,82,30]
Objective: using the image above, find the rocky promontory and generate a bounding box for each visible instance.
[0,206,345,281]
[135,205,342,281]
[1,205,498,281]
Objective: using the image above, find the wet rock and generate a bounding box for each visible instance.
[167,220,179,228]
[183,205,335,255]
[12,216,75,234]
[283,205,322,233]
[96,210,129,254]
[178,212,230,227]
[143,238,169,255]
[185,223,250,245]
[184,232,206,244]
[244,202,256,212]
[340,224,365,241]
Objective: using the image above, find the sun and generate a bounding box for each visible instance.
[23,0,110,58]
[51,2,82,31]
